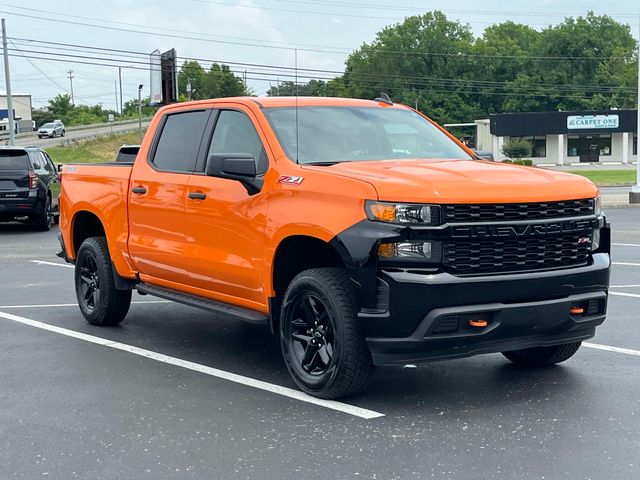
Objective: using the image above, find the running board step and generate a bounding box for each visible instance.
[136,284,268,325]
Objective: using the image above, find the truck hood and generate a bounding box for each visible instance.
[315,159,599,203]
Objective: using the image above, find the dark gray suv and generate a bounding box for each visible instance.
[0,146,59,230]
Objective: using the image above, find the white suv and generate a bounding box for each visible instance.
[38,120,65,139]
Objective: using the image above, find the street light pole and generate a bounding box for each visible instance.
[1,18,16,146]
[631,12,640,204]
[138,84,143,142]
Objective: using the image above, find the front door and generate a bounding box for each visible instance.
[128,108,212,286]
[184,108,270,307]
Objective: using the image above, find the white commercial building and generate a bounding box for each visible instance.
[0,93,34,135]
[473,110,638,166]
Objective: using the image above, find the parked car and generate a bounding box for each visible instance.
[0,146,59,230]
[115,145,140,164]
[57,97,610,399]
[38,121,65,139]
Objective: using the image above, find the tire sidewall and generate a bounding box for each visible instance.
[280,274,348,394]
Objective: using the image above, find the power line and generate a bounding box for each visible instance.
[0,7,637,60]
[6,40,636,95]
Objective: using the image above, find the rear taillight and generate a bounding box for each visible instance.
[29,171,38,189]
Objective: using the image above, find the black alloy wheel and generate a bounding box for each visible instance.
[288,294,336,377]
[78,254,101,312]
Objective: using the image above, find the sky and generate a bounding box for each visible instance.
[0,0,638,110]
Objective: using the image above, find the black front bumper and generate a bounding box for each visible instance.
[360,253,610,366]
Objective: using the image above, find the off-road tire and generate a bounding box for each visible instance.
[502,342,582,367]
[280,267,374,399]
[75,237,131,326]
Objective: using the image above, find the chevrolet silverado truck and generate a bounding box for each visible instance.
[58,97,610,399]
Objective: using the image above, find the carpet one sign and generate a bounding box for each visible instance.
[567,114,620,130]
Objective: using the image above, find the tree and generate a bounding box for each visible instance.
[178,60,249,99]
[48,94,74,119]
[501,139,532,159]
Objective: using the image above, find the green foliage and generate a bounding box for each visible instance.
[334,11,638,123]
[177,60,249,99]
[501,139,532,159]
[502,159,534,166]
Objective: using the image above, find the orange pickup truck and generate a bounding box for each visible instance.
[58,97,610,399]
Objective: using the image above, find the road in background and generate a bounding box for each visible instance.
[3,120,151,148]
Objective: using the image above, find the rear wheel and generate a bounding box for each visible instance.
[33,195,53,231]
[280,268,374,399]
[75,237,131,326]
[502,342,582,367]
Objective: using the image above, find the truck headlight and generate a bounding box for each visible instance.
[594,195,602,216]
[378,241,442,263]
[366,201,441,225]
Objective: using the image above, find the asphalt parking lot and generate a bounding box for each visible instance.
[1,209,639,480]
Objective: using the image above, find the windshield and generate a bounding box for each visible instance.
[0,151,29,170]
[42,123,55,128]
[263,106,472,164]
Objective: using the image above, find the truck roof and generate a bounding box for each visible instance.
[174,96,405,109]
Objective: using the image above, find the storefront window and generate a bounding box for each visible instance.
[598,134,611,156]
[567,135,580,157]
[511,136,546,157]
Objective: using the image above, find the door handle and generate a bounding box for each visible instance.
[131,186,147,195]
[188,191,207,200]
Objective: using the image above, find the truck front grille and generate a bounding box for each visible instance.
[442,199,594,223]
[443,234,591,276]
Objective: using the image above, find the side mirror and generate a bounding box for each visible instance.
[206,154,263,195]
[56,164,63,173]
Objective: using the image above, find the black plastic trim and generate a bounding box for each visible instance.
[136,283,268,325]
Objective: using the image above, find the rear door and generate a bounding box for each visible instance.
[128,108,211,286]
[0,150,30,203]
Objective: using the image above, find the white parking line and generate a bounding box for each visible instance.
[610,292,640,299]
[584,343,640,357]
[0,311,384,420]
[612,262,640,267]
[611,285,640,288]
[612,243,640,248]
[0,301,171,309]
[30,260,73,269]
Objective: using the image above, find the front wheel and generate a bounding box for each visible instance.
[75,237,132,326]
[502,342,582,367]
[280,268,374,399]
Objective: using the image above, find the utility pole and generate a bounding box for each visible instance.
[118,67,123,115]
[114,79,119,115]
[631,11,640,204]
[138,84,143,142]
[67,70,75,105]
[1,18,16,146]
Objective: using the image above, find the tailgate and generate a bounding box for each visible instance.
[0,151,30,198]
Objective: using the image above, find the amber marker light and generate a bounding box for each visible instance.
[369,203,396,222]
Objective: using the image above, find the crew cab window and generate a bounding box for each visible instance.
[209,110,268,175]
[152,110,210,172]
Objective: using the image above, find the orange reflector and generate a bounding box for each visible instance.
[570,306,584,314]
[369,203,396,222]
[377,243,396,257]
[469,319,488,328]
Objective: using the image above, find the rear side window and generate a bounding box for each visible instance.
[28,151,44,171]
[0,151,29,170]
[152,110,210,172]
[209,110,268,175]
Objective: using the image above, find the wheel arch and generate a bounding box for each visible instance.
[269,234,347,334]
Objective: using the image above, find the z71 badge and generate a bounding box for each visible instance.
[277,175,304,185]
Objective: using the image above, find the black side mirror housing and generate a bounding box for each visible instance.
[206,154,263,195]
[56,164,63,173]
